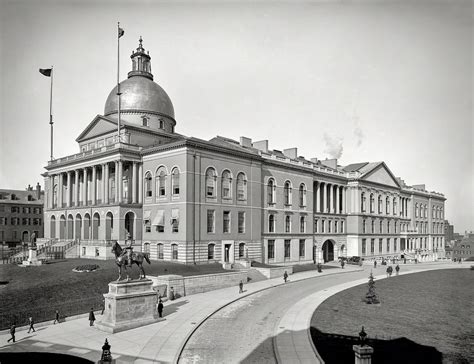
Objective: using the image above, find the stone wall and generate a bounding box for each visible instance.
[253,265,293,279]
[152,270,248,298]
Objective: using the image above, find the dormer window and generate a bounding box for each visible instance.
[142,116,149,127]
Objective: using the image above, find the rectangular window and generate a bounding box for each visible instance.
[299,239,305,258]
[172,244,178,260]
[334,221,338,233]
[362,220,366,234]
[284,239,291,259]
[300,216,305,233]
[387,238,390,252]
[370,239,375,254]
[223,211,231,233]
[145,220,151,233]
[321,220,325,233]
[171,209,179,233]
[0,231,4,240]
[340,221,344,233]
[207,210,215,233]
[394,238,398,252]
[379,239,383,253]
[268,240,275,259]
[157,244,164,259]
[362,239,366,255]
[238,212,245,234]
[315,219,318,233]
[328,220,331,233]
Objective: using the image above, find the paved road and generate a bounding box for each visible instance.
[178,267,370,364]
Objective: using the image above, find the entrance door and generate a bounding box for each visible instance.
[224,244,231,263]
[322,240,334,262]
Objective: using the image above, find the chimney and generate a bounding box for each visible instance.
[252,140,268,153]
[36,183,41,200]
[240,136,252,148]
[311,158,318,164]
[320,158,337,169]
[283,148,297,159]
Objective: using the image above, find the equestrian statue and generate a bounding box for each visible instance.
[111,236,151,281]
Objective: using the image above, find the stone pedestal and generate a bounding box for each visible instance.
[22,248,42,266]
[96,279,162,333]
[353,345,374,364]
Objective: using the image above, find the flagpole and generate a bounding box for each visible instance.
[117,22,121,143]
[50,66,54,161]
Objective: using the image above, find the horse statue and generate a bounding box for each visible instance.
[111,241,151,281]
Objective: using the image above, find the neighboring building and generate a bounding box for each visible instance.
[452,232,474,261]
[42,38,447,264]
[444,220,454,245]
[0,183,44,246]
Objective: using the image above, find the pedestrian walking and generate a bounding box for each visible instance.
[27,316,35,333]
[374,260,377,268]
[458,258,462,264]
[53,310,60,324]
[340,259,345,269]
[89,308,95,326]
[157,299,164,318]
[386,266,393,278]
[283,271,288,283]
[395,264,400,276]
[239,280,244,294]
[7,324,15,343]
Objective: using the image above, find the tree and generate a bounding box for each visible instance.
[364,272,380,304]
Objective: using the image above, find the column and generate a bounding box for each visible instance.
[74,170,79,207]
[342,187,346,214]
[315,182,320,213]
[92,165,97,205]
[101,164,106,204]
[58,173,63,208]
[66,171,71,207]
[117,160,123,204]
[138,163,143,203]
[83,168,88,206]
[330,184,335,213]
[105,163,109,204]
[132,162,137,204]
[48,175,54,209]
[336,185,340,214]
[322,183,327,213]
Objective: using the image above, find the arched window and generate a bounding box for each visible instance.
[239,243,245,259]
[386,197,390,214]
[284,181,292,205]
[155,167,167,197]
[206,168,217,197]
[145,172,152,197]
[300,216,306,233]
[424,204,427,218]
[393,198,397,215]
[208,243,215,260]
[371,219,375,233]
[299,184,306,207]
[221,170,232,199]
[267,179,276,204]
[378,195,383,213]
[415,203,419,218]
[143,243,150,253]
[269,214,275,233]
[236,173,247,201]
[361,192,366,212]
[285,215,291,233]
[370,194,375,213]
[157,243,164,259]
[379,220,383,234]
[171,168,180,195]
[171,244,178,260]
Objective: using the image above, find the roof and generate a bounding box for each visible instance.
[0,189,44,204]
[343,162,369,172]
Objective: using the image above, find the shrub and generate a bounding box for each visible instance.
[73,264,100,272]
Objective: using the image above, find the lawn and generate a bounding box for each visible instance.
[311,269,473,364]
[0,258,226,330]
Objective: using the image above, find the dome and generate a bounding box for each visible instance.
[104,76,175,119]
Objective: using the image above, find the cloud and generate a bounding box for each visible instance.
[323,133,343,159]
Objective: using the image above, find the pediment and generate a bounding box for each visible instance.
[76,115,117,142]
[361,163,400,188]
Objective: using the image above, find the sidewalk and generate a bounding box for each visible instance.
[0,264,361,363]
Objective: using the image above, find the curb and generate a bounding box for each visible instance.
[173,266,363,364]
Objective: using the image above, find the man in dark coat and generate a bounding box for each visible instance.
[283,271,288,283]
[7,324,15,343]
[27,316,35,333]
[89,308,95,326]
[157,299,164,318]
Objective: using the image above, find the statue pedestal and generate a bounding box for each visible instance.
[22,248,42,266]
[96,279,163,333]
[353,345,374,364]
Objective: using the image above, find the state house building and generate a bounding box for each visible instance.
[43,39,446,264]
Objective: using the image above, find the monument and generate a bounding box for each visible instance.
[96,240,161,333]
[22,232,42,266]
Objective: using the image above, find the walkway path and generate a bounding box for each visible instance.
[0,261,465,363]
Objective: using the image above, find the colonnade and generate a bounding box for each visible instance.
[314,181,347,214]
[48,160,143,209]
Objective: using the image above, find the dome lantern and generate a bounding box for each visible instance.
[128,36,153,80]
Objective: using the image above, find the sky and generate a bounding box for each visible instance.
[0,0,472,233]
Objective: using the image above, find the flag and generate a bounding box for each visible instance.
[39,68,52,77]
[118,27,124,38]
